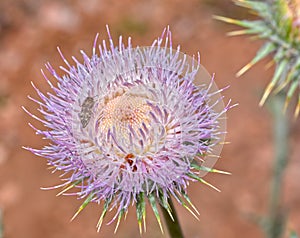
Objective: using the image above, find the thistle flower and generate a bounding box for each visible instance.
[24,26,231,233]
[215,0,300,117]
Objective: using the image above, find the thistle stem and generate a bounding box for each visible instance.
[160,197,184,238]
[267,93,289,238]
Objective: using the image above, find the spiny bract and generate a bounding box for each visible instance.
[215,0,300,117]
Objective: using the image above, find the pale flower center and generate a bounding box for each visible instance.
[98,93,151,140]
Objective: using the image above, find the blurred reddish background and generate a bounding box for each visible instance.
[0,0,299,237]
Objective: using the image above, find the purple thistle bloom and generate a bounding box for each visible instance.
[24,26,232,233]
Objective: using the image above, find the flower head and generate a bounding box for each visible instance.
[24,26,230,233]
[215,0,300,117]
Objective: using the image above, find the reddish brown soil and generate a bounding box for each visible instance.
[0,0,299,238]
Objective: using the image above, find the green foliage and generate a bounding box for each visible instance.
[215,0,300,117]
[136,192,146,234]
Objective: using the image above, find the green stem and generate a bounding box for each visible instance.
[160,197,184,238]
[267,93,289,238]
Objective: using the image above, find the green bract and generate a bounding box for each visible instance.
[216,0,300,117]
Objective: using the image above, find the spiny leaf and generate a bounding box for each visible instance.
[259,59,288,106]
[172,191,199,220]
[71,192,94,221]
[227,27,265,36]
[114,209,125,234]
[282,17,293,39]
[148,194,163,233]
[56,179,82,196]
[158,192,174,222]
[191,162,231,175]
[214,16,262,29]
[265,59,275,70]
[274,0,291,23]
[227,20,268,37]
[188,172,221,192]
[284,80,299,112]
[217,0,300,116]
[227,29,253,36]
[136,192,146,234]
[237,42,276,77]
[181,192,200,216]
[273,66,296,94]
[213,15,242,25]
[273,46,286,62]
[96,198,112,232]
[234,0,269,13]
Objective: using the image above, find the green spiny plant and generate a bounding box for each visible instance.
[215,0,300,117]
